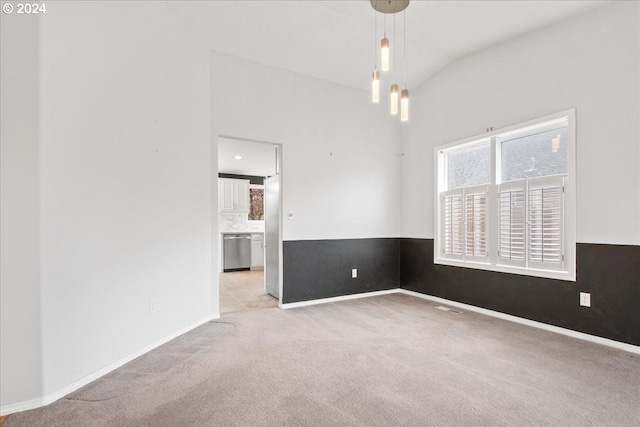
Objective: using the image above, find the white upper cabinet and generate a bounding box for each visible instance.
[219,178,250,213]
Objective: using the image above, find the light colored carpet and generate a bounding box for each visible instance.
[5,293,640,426]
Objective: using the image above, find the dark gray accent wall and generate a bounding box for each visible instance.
[400,239,640,346]
[282,239,400,304]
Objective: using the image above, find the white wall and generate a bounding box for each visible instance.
[210,53,402,241]
[36,1,214,398]
[0,13,44,407]
[401,2,640,245]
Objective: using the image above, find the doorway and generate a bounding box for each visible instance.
[217,136,282,314]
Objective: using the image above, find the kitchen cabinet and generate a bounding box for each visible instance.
[219,178,250,213]
[251,233,264,269]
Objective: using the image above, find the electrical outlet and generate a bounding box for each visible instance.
[580,292,591,307]
[149,299,158,313]
[352,268,357,279]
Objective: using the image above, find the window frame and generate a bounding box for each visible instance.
[434,109,576,281]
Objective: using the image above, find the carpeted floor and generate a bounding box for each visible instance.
[5,293,640,426]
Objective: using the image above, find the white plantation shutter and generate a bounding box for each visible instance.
[499,177,565,270]
[499,184,526,267]
[442,190,463,259]
[464,187,489,261]
[528,176,564,270]
[441,187,488,262]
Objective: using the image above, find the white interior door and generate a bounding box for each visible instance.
[264,172,281,299]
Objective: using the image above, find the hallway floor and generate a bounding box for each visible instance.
[219,270,278,314]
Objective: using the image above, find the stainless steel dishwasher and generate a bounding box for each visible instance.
[223,234,252,272]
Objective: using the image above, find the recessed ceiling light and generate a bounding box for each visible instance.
[234,155,242,160]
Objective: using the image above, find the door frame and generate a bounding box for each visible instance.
[215,134,283,307]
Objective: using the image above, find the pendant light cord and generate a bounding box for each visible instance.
[374,10,377,66]
[403,10,406,85]
[393,13,396,79]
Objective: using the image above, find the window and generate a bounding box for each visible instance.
[248,186,264,221]
[435,110,576,281]
[446,142,491,189]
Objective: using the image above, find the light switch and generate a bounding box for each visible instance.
[288,211,294,220]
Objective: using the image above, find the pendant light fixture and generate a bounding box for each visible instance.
[380,38,390,72]
[372,70,380,103]
[372,11,380,102]
[381,15,389,72]
[370,0,410,121]
[400,10,409,122]
[400,86,409,121]
[390,83,399,115]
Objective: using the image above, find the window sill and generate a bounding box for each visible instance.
[434,257,576,282]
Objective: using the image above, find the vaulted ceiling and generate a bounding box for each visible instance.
[170,1,609,92]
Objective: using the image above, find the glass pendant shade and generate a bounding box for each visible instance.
[372,69,380,103]
[400,87,409,121]
[381,37,390,71]
[390,83,399,115]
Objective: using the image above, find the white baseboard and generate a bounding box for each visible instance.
[398,289,640,355]
[279,289,399,309]
[0,396,47,419]
[0,313,220,417]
